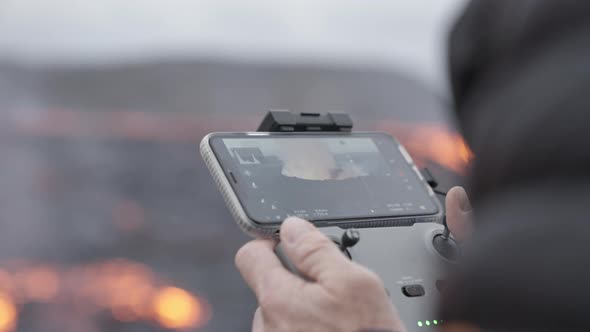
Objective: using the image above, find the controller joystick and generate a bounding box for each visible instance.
[338,229,360,258]
[340,229,360,248]
[432,216,460,261]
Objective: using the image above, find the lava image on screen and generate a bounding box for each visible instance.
[215,136,438,223]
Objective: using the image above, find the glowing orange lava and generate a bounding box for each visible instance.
[377,121,474,174]
[8,109,474,174]
[153,287,203,329]
[18,266,60,303]
[0,260,210,330]
[0,293,17,332]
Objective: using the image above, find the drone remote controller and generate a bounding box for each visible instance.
[274,223,458,331]
[203,110,460,331]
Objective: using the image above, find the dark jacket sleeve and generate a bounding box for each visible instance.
[440,0,590,329]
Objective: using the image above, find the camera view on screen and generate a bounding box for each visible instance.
[211,135,438,223]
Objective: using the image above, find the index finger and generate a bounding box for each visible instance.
[235,239,298,296]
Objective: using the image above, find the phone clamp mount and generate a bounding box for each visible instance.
[257,110,458,331]
[257,110,354,132]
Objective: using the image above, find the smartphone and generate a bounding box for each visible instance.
[201,132,443,237]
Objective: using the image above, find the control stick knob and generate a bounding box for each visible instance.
[432,216,460,261]
[339,229,360,257]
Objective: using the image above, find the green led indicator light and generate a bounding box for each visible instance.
[418,319,443,327]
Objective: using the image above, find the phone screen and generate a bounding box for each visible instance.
[209,133,439,224]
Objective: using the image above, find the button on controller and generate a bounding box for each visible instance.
[402,284,426,297]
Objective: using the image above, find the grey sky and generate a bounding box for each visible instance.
[0,0,467,91]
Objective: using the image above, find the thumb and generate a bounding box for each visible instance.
[280,217,351,283]
[445,186,473,242]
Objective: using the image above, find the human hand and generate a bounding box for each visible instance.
[235,217,405,332]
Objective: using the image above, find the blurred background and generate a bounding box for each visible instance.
[0,0,470,331]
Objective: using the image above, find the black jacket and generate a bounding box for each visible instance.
[441,1,590,330]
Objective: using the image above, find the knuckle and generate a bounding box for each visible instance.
[294,233,333,264]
